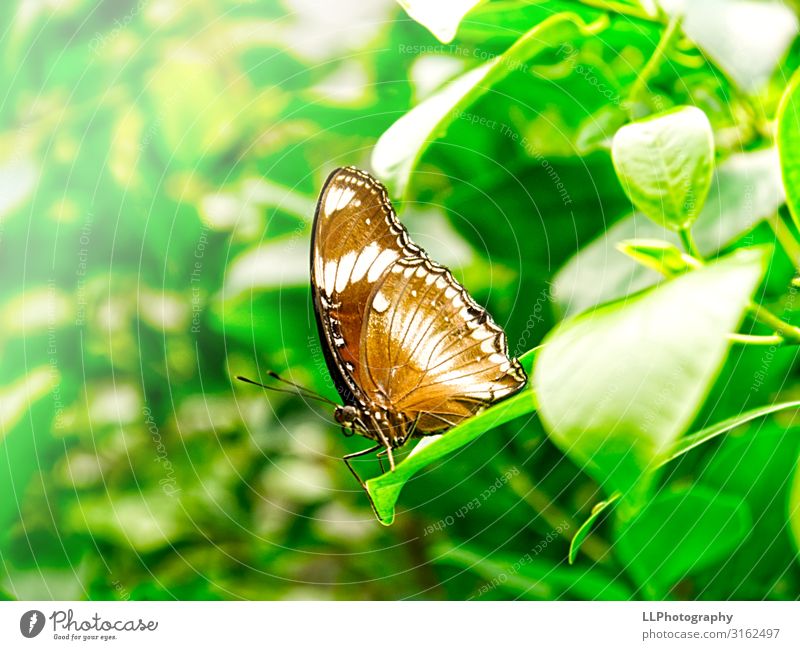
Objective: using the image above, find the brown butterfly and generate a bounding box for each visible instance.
[240,167,526,502]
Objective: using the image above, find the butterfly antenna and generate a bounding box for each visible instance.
[235,374,337,406]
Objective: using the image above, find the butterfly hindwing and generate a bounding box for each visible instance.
[363,257,526,432]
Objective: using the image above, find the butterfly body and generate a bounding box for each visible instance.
[311,167,527,462]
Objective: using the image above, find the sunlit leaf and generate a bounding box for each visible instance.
[0,367,56,439]
[612,106,714,232]
[660,0,798,92]
[555,148,783,316]
[109,106,144,189]
[372,12,607,197]
[778,68,800,230]
[367,349,537,525]
[534,248,766,497]
[789,457,800,556]
[616,239,698,277]
[396,0,484,43]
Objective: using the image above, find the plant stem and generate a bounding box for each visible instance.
[748,301,800,344]
[678,227,703,260]
[768,212,800,274]
[728,333,784,346]
[626,13,683,117]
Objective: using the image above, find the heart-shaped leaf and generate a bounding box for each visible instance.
[612,106,714,232]
[372,12,606,197]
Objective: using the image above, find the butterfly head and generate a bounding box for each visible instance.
[334,405,361,430]
[334,403,413,448]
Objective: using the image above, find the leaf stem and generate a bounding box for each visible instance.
[678,227,703,260]
[768,212,800,274]
[625,13,683,117]
[728,332,784,346]
[748,301,800,344]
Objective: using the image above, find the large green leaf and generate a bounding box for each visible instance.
[778,67,800,230]
[366,349,537,525]
[660,0,797,92]
[396,0,484,43]
[534,248,766,497]
[612,106,714,232]
[555,148,784,316]
[371,11,606,197]
[615,485,752,597]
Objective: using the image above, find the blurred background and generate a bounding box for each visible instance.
[1,0,800,600]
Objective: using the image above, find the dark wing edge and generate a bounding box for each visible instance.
[310,167,356,406]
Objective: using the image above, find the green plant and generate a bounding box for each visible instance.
[2,0,800,601]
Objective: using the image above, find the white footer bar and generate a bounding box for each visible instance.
[1,601,798,649]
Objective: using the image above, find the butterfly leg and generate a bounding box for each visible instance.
[342,444,383,519]
[384,445,396,472]
[343,444,383,489]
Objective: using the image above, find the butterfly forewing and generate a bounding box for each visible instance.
[311,167,419,405]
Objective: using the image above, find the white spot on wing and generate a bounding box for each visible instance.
[372,291,390,313]
[324,260,337,296]
[324,186,355,216]
[481,339,496,354]
[335,251,356,293]
[367,249,399,282]
[351,242,380,282]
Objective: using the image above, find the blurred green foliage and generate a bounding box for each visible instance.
[2,0,800,601]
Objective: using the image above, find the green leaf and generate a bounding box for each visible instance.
[569,493,621,564]
[366,348,537,525]
[534,248,766,497]
[616,238,698,277]
[0,367,59,536]
[611,106,714,231]
[660,0,797,92]
[787,453,800,556]
[658,400,800,468]
[434,543,633,600]
[615,485,752,597]
[0,367,56,441]
[372,12,606,197]
[554,148,784,317]
[778,68,800,230]
[396,0,484,43]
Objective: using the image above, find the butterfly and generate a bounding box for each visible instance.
[239,167,526,505]
[308,167,527,484]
